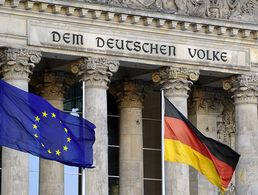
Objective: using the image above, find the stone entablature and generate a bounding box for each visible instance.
[1,0,258,24]
[28,19,250,71]
[0,0,258,40]
[107,0,258,24]
[1,0,258,74]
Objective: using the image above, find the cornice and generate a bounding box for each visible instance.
[0,0,258,40]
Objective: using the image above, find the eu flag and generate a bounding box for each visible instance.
[0,80,95,168]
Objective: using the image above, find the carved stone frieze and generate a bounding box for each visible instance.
[152,67,199,98]
[0,48,41,81]
[110,80,145,108]
[31,71,75,100]
[174,0,254,20]
[71,57,119,89]
[181,0,258,22]
[223,74,258,104]
[85,0,258,23]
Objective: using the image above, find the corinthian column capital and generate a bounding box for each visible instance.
[223,74,258,104]
[152,66,199,98]
[31,71,75,101]
[0,48,41,81]
[110,80,146,108]
[71,57,119,89]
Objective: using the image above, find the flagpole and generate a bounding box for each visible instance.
[161,90,166,195]
[82,80,87,195]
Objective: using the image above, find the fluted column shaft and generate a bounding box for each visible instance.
[153,67,199,195]
[224,75,258,194]
[110,80,145,195]
[72,57,119,195]
[0,48,41,195]
[31,71,74,195]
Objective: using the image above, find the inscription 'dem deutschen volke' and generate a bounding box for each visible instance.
[51,31,228,62]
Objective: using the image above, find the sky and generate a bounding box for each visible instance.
[29,155,79,195]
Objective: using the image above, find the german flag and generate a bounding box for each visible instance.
[164,97,240,191]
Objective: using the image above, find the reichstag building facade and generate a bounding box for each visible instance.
[0,0,258,195]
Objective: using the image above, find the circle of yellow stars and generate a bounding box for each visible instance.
[32,111,72,157]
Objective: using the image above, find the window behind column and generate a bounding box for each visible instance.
[107,90,162,195]
[63,82,82,195]
[142,91,161,195]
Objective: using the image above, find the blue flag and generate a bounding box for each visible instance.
[0,80,95,168]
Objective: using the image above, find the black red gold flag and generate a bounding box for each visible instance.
[164,96,240,191]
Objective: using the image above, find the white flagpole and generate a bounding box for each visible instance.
[82,80,87,195]
[161,90,166,195]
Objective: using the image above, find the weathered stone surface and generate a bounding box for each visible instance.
[217,97,235,149]
[71,57,119,89]
[153,66,199,98]
[110,80,145,195]
[110,80,146,108]
[28,21,250,71]
[85,0,258,23]
[0,48,41,82]
[224,74,258,195]
[73,57,119,195]
[188,87,224,195]
[0,47,41,195]
[1,0,258,24]
[153,66,199,195]
[31,71,75,101]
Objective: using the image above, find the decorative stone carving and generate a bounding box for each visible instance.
[188,87,223,115]
[223,74,258,104]
[31,71,75,100]
[152,67,199,98]
[110,80,145,108]
[87,0,258,22]
[180,0,258,21]
[0,48,41,81]
[175,0,241,19]
[217,97,235,149]
[217,97,236,194]
[104,0,169,12]
[71,57,119,89]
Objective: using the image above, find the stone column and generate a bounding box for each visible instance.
[71,57,119,195]
[153,67,199,195]
[110,80,145,195]
[223,75,258,194]
[31,71,74,195]
[0,48,41,195]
